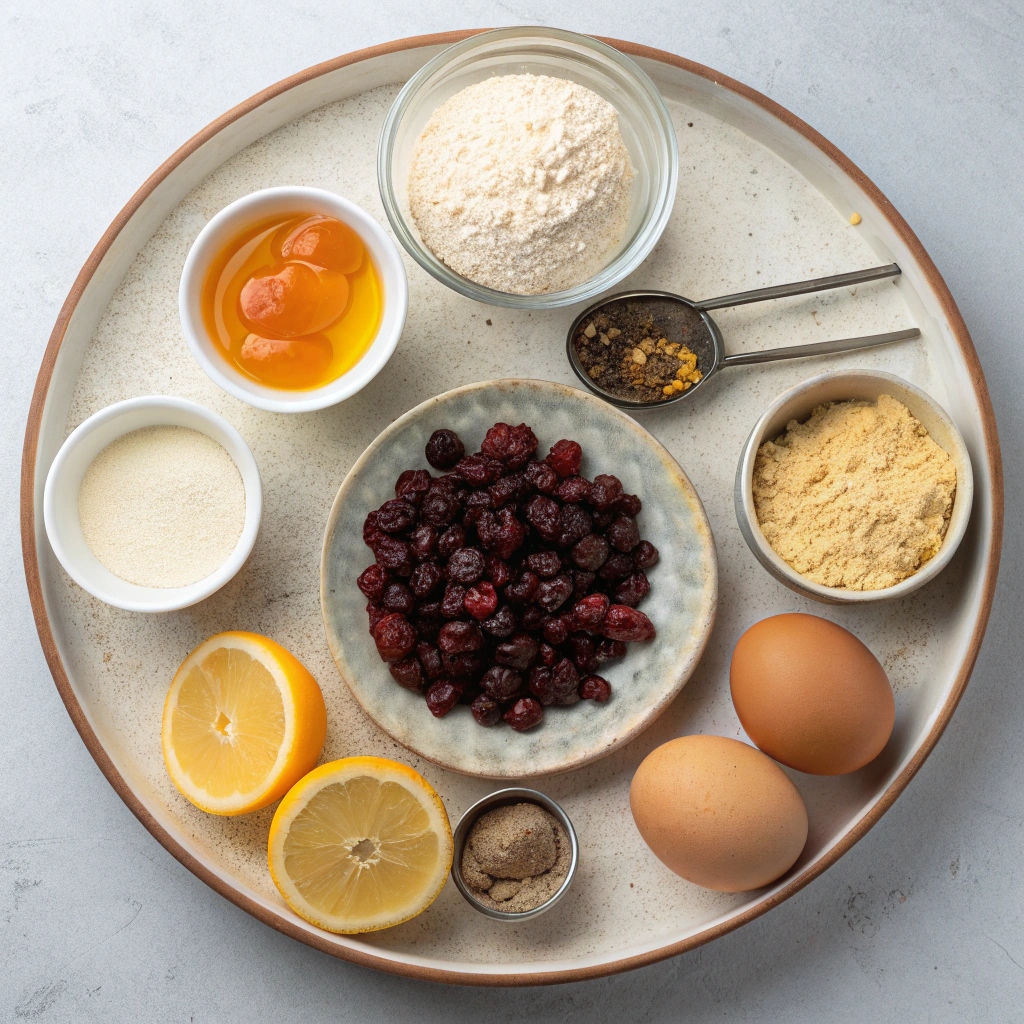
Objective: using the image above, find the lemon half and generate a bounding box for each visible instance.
[268,757,453,934]
[161,632,327,816]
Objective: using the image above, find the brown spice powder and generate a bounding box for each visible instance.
[752,394,957,590]
[461,802,571,914]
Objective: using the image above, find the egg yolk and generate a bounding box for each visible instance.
[199,212,381,391]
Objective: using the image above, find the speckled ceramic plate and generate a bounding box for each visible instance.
[321,378,717,778]
[22,32,1002,985]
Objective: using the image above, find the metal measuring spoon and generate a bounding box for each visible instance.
[566,263,921,409]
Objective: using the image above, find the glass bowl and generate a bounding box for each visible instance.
[377,27,678,309]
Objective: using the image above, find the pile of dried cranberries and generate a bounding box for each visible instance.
[357,423,657,731]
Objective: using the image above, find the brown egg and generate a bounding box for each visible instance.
[630,735,808,892]
[730,613,895,775]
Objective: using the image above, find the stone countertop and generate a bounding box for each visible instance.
[2,2,1021,1021]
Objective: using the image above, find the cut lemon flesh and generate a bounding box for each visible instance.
[268,757,453,934]
[162,632,326,815]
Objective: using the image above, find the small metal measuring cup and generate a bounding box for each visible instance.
[566,263,921,409]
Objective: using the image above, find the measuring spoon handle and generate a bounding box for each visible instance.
[695,264,902,311]
[720,328,920,368]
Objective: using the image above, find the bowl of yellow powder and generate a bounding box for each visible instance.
[43,396,262,612]
[734,370,973,603]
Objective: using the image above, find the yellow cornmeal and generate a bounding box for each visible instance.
[752,394,957,590]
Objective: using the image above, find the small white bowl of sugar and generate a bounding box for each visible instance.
[44,396,262,613]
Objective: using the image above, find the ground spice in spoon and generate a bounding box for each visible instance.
[573,304,703,403]
[460,802,571,913]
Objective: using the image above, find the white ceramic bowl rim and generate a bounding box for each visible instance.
[377,26,679,309]
[735,369,975,603]
[178,186,409,413]
[43,396,263,612]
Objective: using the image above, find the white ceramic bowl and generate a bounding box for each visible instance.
[43,396,262,612]
[734,370,974,604]
[178,186,408,413]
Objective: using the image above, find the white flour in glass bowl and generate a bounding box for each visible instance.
[407,74,635,295]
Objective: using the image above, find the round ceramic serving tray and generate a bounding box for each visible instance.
[21,31,1002,985]
[321,378,717,778]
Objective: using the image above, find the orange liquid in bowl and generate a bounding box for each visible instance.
[201,214,383,390]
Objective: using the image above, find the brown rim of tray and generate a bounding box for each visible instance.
[20,30,1004,986]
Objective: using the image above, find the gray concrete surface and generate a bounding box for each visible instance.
[2,1,1021,1020]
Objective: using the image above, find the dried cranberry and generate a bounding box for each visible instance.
[504,697,544,731]
[366,602,387,634]
[383,582,415,615]
[505,571,539,604]
[372,535,412,577]
[495,633,540,670]
[470,693,502,726]
[425,429,464,470]
[464,582,498,620]
[528,666,558,705]
[633,540,660,570]
[526,550,562,578]
[606,514,640,553]
[438,620,484,654]
[409,523,438,562]
[420,487,460,526]
[363,510,383,546]
[569,635,599,673]
[571,570,597,600]
[375,498,417,534]
[485,554,513,587]
[463,489,493,526]
[442,651,484,679]
[571,533,610,571]
[525,495,561,542]
[524,460,559,494]
[389,657,424,691]
[557,505,592,547]
[425,679,462,717]
[415,617,440,642]
[596,638,627,662]
[446,547,485,584]
[535,574,574,612]
[372,613,416,662]
[556,476,592,503]
[601,605,656,642]
[409,562,443,599]
[440,582,467,619]
[454,453,504,486]
[437,524,466,558]
[590,474,624,510]
[592,507,617,530]
[598,552,635,582]
[482,604,517,638]
[550,657,580,702]
[492,507,526,559]
[539,642,559,666]
[488,473,523,508]
[481,422,539,468]
[357,564,387,601]
[546,439,583,478]
[580,675,612,701]
[542,615,569,645]
[615,571,650,607]
[458,682,481,705]
[615,493,643,517]
[416,642,444,680]
[573,593,610,629]
[395,469,431,505]
[481,665,524,702]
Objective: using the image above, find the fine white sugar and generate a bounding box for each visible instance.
[78,426,246,589]
[408,74,635,295]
